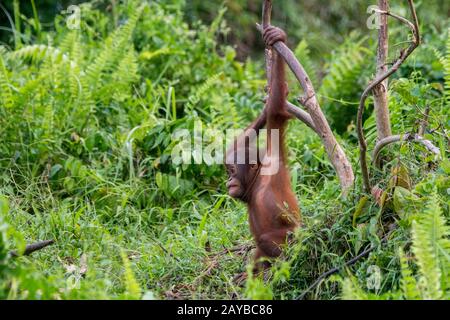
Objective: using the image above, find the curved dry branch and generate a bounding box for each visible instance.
[262,0,273,84]
[418,105,430,136]
[373,133,440,169]
[257,22,316,102]
[258,1,355,193]
[357,0,420,193]
[376,3,419,39]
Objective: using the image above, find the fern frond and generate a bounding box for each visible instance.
[120,250,141,299]
[70,32,83,66]
[11,45,70,65]
[59,30,77,55]
[62,30,88,108]
[411,192,449,299]
[0,56,14,109]
[399,249,420,300]
[443,28,450,107]
[85,5,143,88]
[294,40,318,88]
[433,47,445,67]
[318,35,371,132]
[85,38,112,87]
[319,37,369,99]
[341,275,370,300]
[41,99,54,138]
[114,47,139,85]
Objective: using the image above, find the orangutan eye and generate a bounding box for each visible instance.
[250,163,258,170]
[228,165,236,175]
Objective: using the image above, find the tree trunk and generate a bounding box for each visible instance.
[373,0,392,140]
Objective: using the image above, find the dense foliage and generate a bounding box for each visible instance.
[0,0,448,299]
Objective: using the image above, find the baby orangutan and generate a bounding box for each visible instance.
[225,26,300,273]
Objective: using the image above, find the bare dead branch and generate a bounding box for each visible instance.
[373,0,392,140]
[9,239,54,257]
[357,0,420,193]
[262,0,273,83]
[262,0,272,29]
[373,133,440,169]
[258,1,355,193]
[257,22,316,103]
[262,0,272,84]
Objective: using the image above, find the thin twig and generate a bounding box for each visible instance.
[9,240,55,257]
[418,105,430,136]
[262,0,273,84]
[357,0,420,193]
[375,10,416,35]
[150,236,181,262]
[373,0,392,140]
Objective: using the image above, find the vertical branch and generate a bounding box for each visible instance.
[263,0,273,84]
[262,0,272,29]
[373,0,392,140]
[418,105,430,136]
[357,0,420,193]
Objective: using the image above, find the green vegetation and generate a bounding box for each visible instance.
[0,0,448,300]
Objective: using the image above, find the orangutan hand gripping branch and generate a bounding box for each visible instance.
[225,26,300,271]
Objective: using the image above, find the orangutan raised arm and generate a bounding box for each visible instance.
[225,25,300,272]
